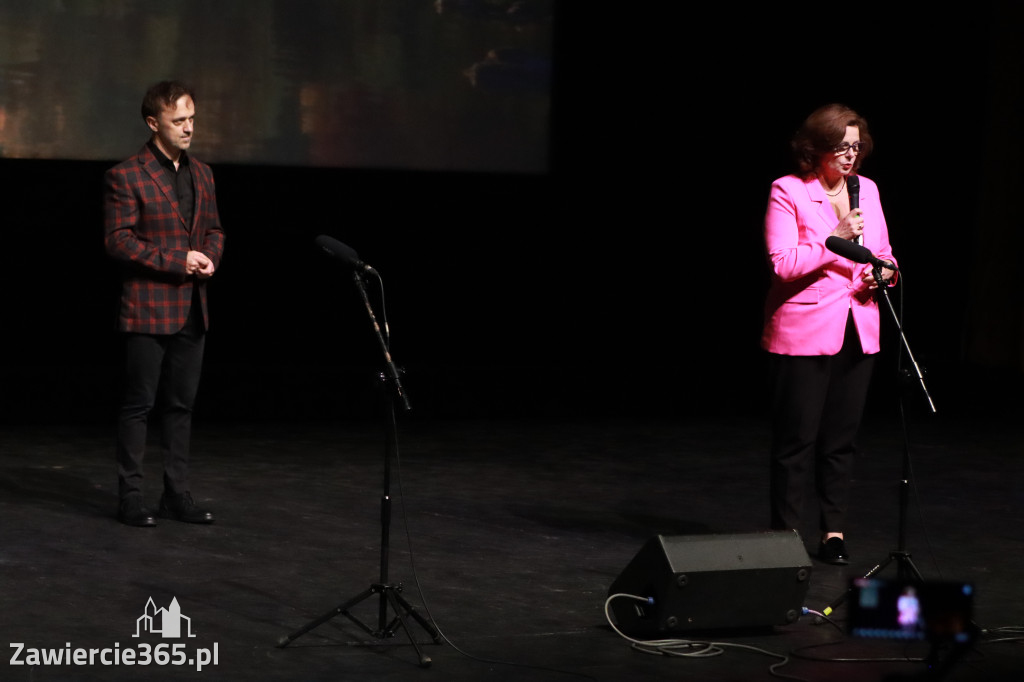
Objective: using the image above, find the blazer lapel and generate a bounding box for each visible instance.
[190,165,203,236]
[140,146,189,231]
[803,177,839,230]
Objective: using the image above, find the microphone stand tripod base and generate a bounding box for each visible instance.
[277,581,440,668]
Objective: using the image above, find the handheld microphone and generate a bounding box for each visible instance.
[847,175,861,244]
[314,235,377,274]
[825,235,897,271]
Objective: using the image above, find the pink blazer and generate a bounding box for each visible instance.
[761,174,896,356]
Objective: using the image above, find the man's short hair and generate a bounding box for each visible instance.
[141,81,196,121]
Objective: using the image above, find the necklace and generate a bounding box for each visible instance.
[823,176,846,197]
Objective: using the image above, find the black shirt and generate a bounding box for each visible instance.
[147,140,195,230]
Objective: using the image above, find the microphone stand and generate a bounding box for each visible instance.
[823,265,935,618]
[277,269,440,667]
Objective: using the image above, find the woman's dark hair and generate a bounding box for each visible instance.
[141,81,196,121]
[791,103,872,178]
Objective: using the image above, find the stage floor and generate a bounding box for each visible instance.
[1,408,1021,681]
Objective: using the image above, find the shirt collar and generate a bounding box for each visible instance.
[147,140,190,169]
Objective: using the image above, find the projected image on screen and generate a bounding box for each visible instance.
[0,0,553,172]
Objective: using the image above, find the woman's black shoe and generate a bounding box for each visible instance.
[818,537,849,565]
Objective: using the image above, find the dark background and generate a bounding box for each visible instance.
[1,3,1021,428]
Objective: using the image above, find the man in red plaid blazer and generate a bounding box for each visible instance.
[104,81,225,527]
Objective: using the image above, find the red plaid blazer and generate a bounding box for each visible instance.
[104,145,226,334]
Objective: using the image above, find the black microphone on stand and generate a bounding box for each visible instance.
[314,235,377,275]
[826,236,897,271]
[847,175,861,245]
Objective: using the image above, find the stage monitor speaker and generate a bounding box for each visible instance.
[607,531,812,637]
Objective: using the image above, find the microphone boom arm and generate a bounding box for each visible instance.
[351,269,410,412]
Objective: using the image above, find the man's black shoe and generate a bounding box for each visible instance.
[158,492,214,524]
[118,496,157,527]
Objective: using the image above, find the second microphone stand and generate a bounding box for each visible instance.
[277,268,440,667]
[824,264,935,618]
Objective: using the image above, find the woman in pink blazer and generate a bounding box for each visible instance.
[761,104,897,565]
